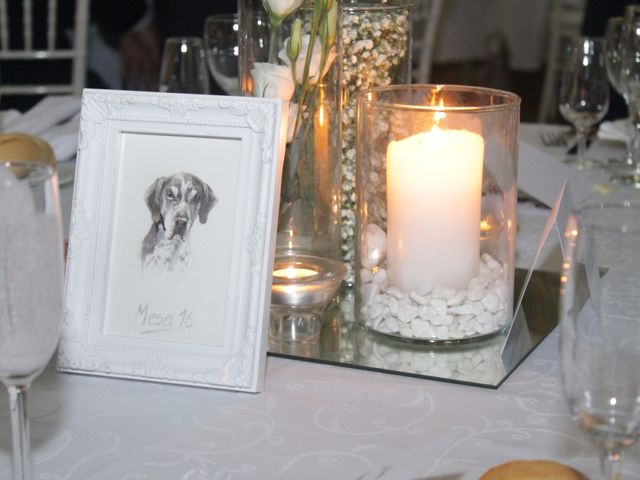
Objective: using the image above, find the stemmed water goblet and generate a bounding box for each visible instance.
[559,36,610,170]
[159,37,210,94]
[560,190,640,479]
[0,161,64,479]
[616,5,640,185]
[203,14,241,95]
[605,16,638,179]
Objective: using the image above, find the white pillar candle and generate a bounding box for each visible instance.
[386,129,484,292]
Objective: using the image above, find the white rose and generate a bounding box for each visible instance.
[261,0,303,21]
[251,62,295,101]
[279,35,336,84]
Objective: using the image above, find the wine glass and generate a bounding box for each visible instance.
[616,6,640,186]
[559,36,610,170]
[0,161,64,479]
[605,17,636,173]
[203,14,240,95]
[159,37,210,94]
[560,189,640,479]
[605,17,626,96]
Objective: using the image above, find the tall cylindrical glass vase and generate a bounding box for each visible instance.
[356,85,520,343]
[239,0,345,344]
[339,0,412,282]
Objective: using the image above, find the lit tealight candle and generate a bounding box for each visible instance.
[270,256,346,309]
[273,266,318,280]
[386,128,484,292]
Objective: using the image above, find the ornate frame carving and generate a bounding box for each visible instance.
[58,89,285,392]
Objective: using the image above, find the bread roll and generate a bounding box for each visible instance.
[0,133,56,166]
[480,460,586,479]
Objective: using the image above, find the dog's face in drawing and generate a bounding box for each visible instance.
[145,173,217,241]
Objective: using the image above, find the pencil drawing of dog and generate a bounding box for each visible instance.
[141,172,217,272]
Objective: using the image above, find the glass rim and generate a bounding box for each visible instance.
[576,200,640,231]
[164,36,204,46]
[357,84,521,113]
[204,13,238,22]
[342,0,413,13]
[1,160,55,184]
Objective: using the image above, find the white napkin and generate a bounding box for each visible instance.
[38,113,81,164]
[518,141,610,207]
[1,96,81,162]
[598,118,629,144]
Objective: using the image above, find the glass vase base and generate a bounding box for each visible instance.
[363,323,508,346]
[269,307,322,344]
[562,156,606,170]
[610,171,640,188]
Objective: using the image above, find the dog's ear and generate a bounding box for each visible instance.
[198,182,217,224]
[145,177,166,225]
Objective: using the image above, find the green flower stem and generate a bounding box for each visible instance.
[267,21,280,64]
[292,0,332,143]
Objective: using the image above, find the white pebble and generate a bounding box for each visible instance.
[382,316,399,333]
[494,310,508,326]
[387,297,399,315]
[409,291,431,305]
[432,314,453,326]
[496,283,508,302]
[430,299,447,315]
[456,314,474,324]
[386,286,406,300]
[434,326,449,338]
[418,305,439,321]
[477,311,493,324]
[367,302,384,319]
[432,287,455,300]
[447,291,466,307]
[361,283,379,306]
[398,305,418,323]
[399,324,413,337]
[372,268,388,288]
[482,292,500,313]
[467,285,485,302]
[360,268,373,283]
[449,304,474,315]
[415,281,435,296]
[411,320,435,338]
[448,328,464,339]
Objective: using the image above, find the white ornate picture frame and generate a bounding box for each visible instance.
[58,89,285,392]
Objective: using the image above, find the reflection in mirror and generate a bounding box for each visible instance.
[268,269,560,388]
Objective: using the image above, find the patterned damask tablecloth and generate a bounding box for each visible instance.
[1,334,639,479]
[0,124,639,479]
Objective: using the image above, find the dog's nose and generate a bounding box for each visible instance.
[174,217,188,235]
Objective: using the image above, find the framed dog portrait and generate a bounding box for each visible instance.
[58,89,286,392]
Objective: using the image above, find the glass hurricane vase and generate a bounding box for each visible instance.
[239,0,344,344]
[355,85,520,343]
[238,0,342,261]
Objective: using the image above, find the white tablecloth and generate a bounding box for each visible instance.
[1,124,638,479]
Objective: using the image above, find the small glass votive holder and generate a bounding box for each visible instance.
[355,85,520,343]
[270,254,347,344]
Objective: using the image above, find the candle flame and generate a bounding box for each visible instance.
[318,102,326,127]
[429,86,446,130]
[433,99,446,128]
